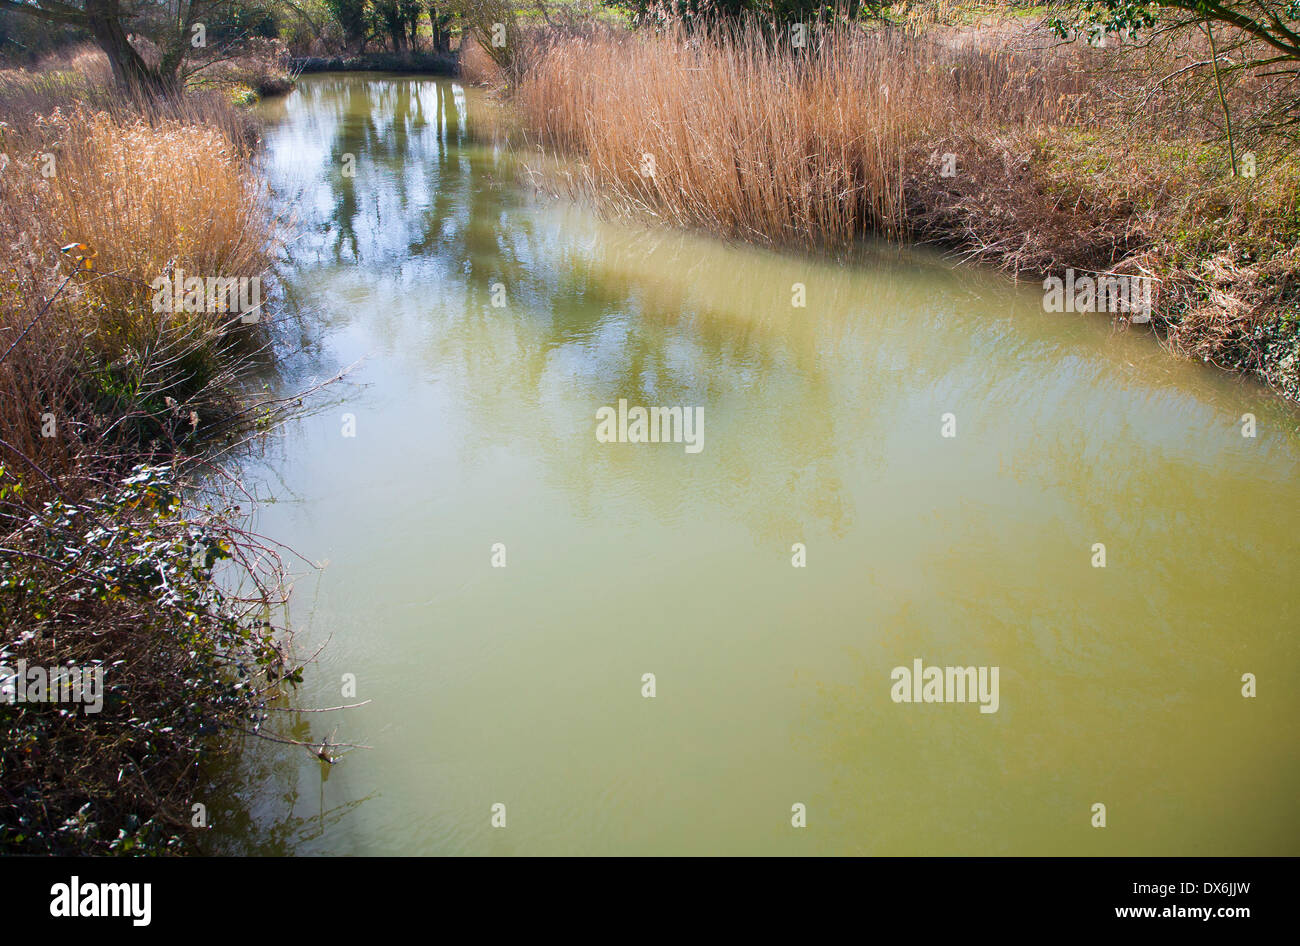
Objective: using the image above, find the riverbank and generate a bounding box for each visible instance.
[292,51,457,75]
[468,17,1300,402]
[0,64,300,854]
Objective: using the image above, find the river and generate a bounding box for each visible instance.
[215,74,1300,855]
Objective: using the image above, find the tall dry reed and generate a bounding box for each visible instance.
[0,73,273,492]
[516,20,1093,248]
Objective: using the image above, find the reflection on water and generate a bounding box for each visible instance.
[217,75,1300,855]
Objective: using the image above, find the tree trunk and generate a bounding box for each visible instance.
[428,5,451,54]
[84,0,179,95]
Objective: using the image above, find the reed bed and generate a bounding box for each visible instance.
[516,21,1095,248]
[0,73,272,482]
[459,27,506,87]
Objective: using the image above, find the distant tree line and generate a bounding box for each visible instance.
[323,0,455,52]
[2,0,1295,99]
[599,0,889,27]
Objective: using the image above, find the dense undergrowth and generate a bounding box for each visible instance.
[0,56,301,854]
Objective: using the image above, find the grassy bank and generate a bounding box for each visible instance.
[478,16,1300,400]
[0,61,300,854]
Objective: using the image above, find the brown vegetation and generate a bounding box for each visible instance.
[0,56,296,854]
[507,18,1300,398]
[0,66,272,479]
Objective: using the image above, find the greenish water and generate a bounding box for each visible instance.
[220,74,1300,855]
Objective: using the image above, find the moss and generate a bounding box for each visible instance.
[229,83,259,107]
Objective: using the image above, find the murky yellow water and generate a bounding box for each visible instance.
[219,74,1300,855]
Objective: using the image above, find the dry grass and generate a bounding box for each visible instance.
[0,73,273,487]
[517,21,1094,247]
[33,43,115,87]
[459,29,506,88]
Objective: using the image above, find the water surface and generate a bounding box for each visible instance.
[220,74,1300,855]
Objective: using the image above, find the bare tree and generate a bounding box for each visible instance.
[0,0,294,94]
